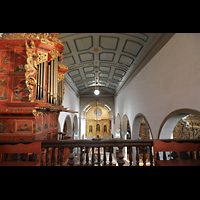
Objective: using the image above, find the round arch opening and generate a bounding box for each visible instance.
[158,108,200,139]
[132,114,153,140]
[121,114,131,139]
[63,115,72,137]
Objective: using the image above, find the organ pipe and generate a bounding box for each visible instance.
[40,62,43,100]
[50,60,54,104]
[47,63,50,103]
[35,56,65,105]
[43,62,47,101]
[37,63,41,99]
[53,57,58,105]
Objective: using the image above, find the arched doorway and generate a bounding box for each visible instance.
[63,115,72,138]
[121,114,131,162]
[132,114,153,166]
[158,109,200,160]
[132,114,153,140]
[115,113,121,138]
[158,109,200,139]
[73,115,78,140]
[121,114,131,139]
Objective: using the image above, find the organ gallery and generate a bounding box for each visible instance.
[0,33,68,141]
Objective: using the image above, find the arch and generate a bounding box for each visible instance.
[58,120,61,132]
[63,115,72,136]
[73,114,78,139]
[132,113,153,140]
[158,108,200,139]
[81,101,113,117]
[115,113,121,138]
[121,114,131,139]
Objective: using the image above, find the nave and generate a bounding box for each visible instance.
[1,33,200,166]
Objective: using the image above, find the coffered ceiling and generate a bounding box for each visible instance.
[58,33,174,95]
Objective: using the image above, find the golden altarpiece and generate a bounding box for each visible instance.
[86,106,111,138]
[0,33,68,141]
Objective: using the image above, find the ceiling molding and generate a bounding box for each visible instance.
[59,33,175,96]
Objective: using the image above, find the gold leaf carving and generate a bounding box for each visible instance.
[24,40,37,102]
[49,49,60,61]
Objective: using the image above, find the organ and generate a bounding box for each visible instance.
[0,33,68,141]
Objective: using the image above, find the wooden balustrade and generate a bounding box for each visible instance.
[1,139,200,166]
[0,139,153,166]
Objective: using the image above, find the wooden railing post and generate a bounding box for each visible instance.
[136,147,139,166]
[68,147,74,166]
[149,146,153,166]
[109,147,113,166]
[92,147,95,166]
[128,146,133,166]
[117,146,125,166]
[46,148,50,166]
[60,148,64,166]
[52,147,56,166]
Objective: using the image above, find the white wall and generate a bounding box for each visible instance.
[115,33,200,139]
[58,83,79,134]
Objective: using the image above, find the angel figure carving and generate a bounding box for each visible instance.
[25,40,38,71]
[24,40,38,102]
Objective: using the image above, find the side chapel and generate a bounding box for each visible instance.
[0,33,68,141]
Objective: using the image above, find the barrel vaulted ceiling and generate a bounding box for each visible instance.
[58,33,174,95]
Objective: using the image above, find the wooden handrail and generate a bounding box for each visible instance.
[0,139,200,166]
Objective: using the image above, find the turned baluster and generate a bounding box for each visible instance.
[25,153,29,161]
[52,147,56,166]
[128,146,133,166]
[117,146,125,166]
[46,148,50,166]
[41,148,46,166]
[92,147,95,166]
[163,151,167,160]
[197,151,200,159]
[104,147,107,166]
[57,148,60,165]
[136,147,139,166]
[5,153,9,161]
[142,147,146,166]
[109,147,113,166]
[86,147,89,166]
[68,147,74,166]
[80,147,83,166]
[149,146,153,166]
[98,147,100,166]
[32,153,36,161]
[156,152,160,160]
[60,148,64,166]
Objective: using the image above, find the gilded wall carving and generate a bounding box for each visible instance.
[173,115,200,139]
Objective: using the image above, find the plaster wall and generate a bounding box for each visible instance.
[58,84,79,133]
[115,33,200,139]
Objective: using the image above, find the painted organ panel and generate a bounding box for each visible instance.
[0,33,69,141]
